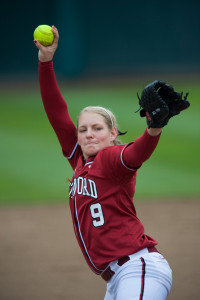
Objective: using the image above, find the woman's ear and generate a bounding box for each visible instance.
[110,127,118,142]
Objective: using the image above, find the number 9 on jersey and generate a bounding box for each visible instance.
[90,203,105,227]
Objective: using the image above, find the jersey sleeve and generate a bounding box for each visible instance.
[39,60,81,169]
[98,129,160,181]
[122,128,161,169]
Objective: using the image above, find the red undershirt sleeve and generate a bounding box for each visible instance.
[38,60,77,157]
[122,129,161,169]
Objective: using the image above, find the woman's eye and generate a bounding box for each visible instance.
[95,127,102,131]
[79,129,86,133]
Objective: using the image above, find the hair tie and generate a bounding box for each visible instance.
[117,129,128,136]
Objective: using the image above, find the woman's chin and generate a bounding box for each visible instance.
[85,146,99,158]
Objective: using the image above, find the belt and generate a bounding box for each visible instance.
[101,246,159,282]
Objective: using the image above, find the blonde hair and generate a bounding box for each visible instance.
[78,106,122,145]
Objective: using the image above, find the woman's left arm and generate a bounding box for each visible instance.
[122,128,162,169]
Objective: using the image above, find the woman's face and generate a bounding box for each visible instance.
[77,112,117,160]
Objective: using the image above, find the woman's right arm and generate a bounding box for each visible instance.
[34,26,78,158]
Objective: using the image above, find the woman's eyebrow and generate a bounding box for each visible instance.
[79,123,103,128]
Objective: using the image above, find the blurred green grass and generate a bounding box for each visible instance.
[0,80,199,205]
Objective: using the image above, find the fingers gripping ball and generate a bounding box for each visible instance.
[33,25,54,46]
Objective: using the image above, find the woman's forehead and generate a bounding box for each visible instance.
[78,112,106,126]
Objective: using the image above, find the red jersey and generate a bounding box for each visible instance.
[39,60,159,275]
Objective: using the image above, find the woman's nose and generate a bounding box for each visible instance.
[86,128,93,137]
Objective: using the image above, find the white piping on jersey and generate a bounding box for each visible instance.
[74,196,103,274]
[85,161,93,166]
[66,141,79,159]
[120,144,137,171]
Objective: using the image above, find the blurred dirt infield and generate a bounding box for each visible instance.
[0,200,199,300]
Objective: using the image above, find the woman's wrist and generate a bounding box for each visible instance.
[38,52,53,62]
[147,127,162,136]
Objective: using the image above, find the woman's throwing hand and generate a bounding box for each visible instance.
[34,25,59,62]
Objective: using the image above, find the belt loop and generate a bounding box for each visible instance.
[101,256,130,282]
[148,246,160,253]
[117,256,130,266]
[101,267,115,282]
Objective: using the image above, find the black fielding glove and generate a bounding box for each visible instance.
[137,80,190,128]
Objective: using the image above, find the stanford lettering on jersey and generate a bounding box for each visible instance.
[69,177,98,199]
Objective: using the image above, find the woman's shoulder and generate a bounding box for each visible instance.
[99,143,133,156]
[94,144,136,180]
[96,144,128,165]
[102,143,127,153]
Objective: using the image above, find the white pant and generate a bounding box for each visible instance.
[104,248,172,300]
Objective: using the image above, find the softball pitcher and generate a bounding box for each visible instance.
[34,26,190,300]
